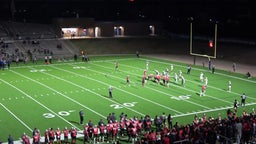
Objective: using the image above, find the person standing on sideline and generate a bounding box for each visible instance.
[208,58,211,70]
[167,114,173,129]
[212,65,215,74]
[8,134,14,144]
[235,119,242,144]
[233,63,236,72]
[187,65,191,74]
[228,81,232,92]
[241,93,246,106]
[79,109,84,125]
[234,99,238,112]
[109,86,113,98]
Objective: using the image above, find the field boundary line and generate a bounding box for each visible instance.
[173,102,256,118]
[0,102,33,132]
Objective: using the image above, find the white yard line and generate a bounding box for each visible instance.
[0,102,33,132]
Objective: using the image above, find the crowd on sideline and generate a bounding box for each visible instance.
[3,108,254,144]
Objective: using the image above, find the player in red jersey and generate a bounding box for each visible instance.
[83,124,89,143]
[142,76,146,86]
[55,128,62,144]
[93,125,99,143]
[33,132,40,144]
[63,127,69,144]
[200,85,206,97]
[99,124,106,142]
[143,70,147,77]
[44,129,49,144]
[70,127,77,144]
[48,128,55,144]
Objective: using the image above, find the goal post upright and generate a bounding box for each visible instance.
[189,21,218,59]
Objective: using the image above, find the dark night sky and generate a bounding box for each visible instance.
[0,0,255,39]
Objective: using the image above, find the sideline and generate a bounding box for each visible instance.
[144,54,256,83]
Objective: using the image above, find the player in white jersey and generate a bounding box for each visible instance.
[146,61,149,70]
[228,81,232,92]
[174,73,178,84]
[200,72,204,82]
[170,64,174,71]
[204,77,208,87]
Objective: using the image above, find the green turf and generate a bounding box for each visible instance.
[0,55,255,143]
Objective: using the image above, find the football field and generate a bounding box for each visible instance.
[0,55,256,143]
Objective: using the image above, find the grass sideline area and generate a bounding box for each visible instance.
[0,55,256,143]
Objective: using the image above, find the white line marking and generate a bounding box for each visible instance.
[0,103,33,131]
